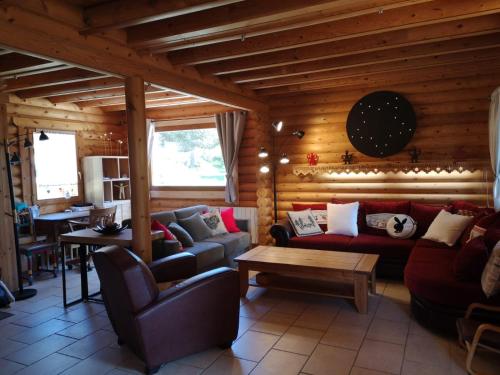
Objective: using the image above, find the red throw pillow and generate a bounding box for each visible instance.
[410,202,449,238]
[331,199,367,233]
[220,208,240,233]
[292,203,327,211]
[453,236,490,281]
[151,220,181,246]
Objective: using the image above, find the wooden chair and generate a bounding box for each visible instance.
[68,206,117,230]
[66,206,117,270]
[457,303,500,375]
[19,205,58,285]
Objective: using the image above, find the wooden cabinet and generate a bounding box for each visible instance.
[82,156,131,223]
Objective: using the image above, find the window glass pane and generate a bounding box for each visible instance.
[33,131,78,200]
[152,128,226,186]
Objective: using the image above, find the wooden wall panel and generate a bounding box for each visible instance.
[5,95,127,214]
[266,74,498,223]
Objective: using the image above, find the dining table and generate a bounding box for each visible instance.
[59,228,164,307]
[34,210,90,242]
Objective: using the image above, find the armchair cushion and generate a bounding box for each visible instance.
[149,252,197,282]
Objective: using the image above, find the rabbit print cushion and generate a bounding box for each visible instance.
[386,214,417,239]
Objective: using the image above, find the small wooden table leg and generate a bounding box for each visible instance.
[354,273,368,314]
[238,263,249,298]
[370,269,377,294]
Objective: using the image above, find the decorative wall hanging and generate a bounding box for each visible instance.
[346,91,416,158]
[341,150,354,165]
[307,152,319,166]
[409,147,421,163]
[292,161,488,176]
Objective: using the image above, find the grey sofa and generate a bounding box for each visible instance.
[150,205,251,272]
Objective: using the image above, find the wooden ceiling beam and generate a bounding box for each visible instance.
[243,49,500,90]
[77,91,188,108]
[144,0,433,53]
[256,61,500,96]
[229,33,500,84]
[4,67,105,92]
[0,5,267,111]
[146,103,233,120]
[81,0,243,34]
[47,84,163,103]
[100,98,208,112]
[168,0,500,65]
[16,77,124,99]
[0,52,60,76]
[196,14,500,75]
[128,0,401,48]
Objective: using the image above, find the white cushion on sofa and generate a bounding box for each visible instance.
[421,209,473,246]
[287,209,323,237]
[326,202,359,237]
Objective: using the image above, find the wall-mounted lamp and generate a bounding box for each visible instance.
[9,152,20,164]
[272,120,283,132]
[258,147,269,158]
[258,120,305,222]
[279,153,290,164]
[38,130,49,141]
[259,165,270,174]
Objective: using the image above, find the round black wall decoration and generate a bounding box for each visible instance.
[346,91,416,158]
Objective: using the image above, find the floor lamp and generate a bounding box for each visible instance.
[258,121,305,223]
[3,130,49,300]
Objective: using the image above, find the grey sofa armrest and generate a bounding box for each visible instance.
[235,218,249,232]
[270,220,295,246]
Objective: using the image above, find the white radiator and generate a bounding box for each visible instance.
[216,206,258,244]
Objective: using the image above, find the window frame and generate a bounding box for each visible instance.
[31,129,82,204]
[151,123,226,190]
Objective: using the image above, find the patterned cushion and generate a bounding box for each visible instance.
[287,209,323,237]
[201,210,228,236]
[482,240,500,298]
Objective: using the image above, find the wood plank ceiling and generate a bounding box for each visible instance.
[0,49,207,111]
[2,0,500,108]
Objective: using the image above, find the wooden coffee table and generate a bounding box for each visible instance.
[235,246,379,313]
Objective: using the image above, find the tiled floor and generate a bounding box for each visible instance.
[1,269,499,375]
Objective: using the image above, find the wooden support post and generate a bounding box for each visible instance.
[125,76,152,263]
[0,94,18,289]
[254,111,273,245]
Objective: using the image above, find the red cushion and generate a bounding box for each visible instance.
[151,220,182,249]
[409,203,448,238]
[453,236,490,281]
[363,200,410,236]
[288,233,353,251]
[484,228,500,250]
[451,200,481,214]
[220,207,240,233]
[292,203,327,211]
[331,199,367,233]
[349,234,414,261]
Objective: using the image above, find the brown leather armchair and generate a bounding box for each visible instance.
[92,245,240,374]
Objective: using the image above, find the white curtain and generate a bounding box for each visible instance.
[215,111,247,203]
[147,119,154,188]
[489,87,500,211]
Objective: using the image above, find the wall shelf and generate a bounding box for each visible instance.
[292,161,489,176]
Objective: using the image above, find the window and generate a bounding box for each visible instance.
[33,131,79,200]
[152,127,226,187]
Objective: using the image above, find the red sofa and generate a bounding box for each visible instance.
[270,200,500,333]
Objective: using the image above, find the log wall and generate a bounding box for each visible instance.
[5,95,127,214]
[265,72,499,223]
